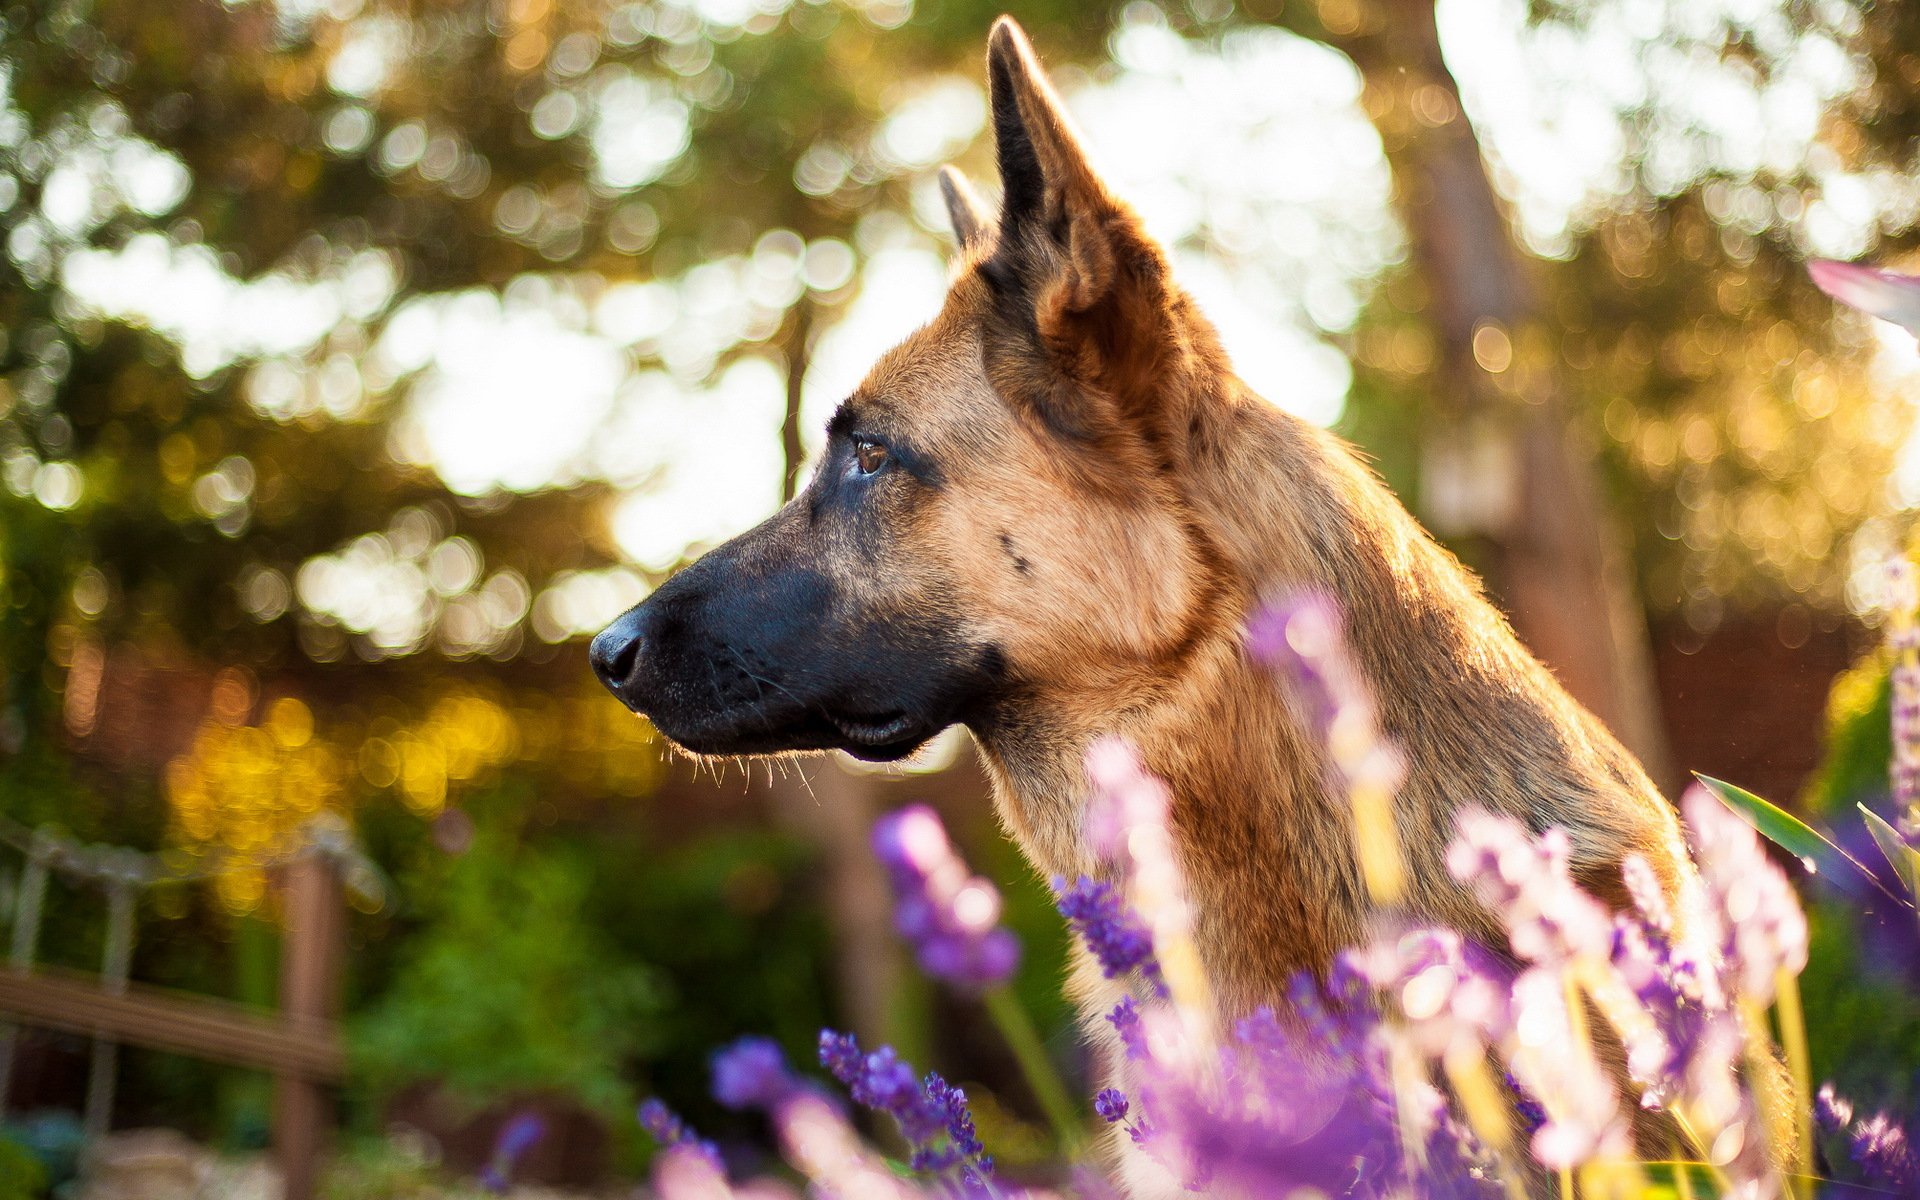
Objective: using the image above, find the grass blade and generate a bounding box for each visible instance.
[1859,804,1920,900]
[1694,775,1908,907]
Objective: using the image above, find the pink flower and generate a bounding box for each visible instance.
[1808,259,1920,334]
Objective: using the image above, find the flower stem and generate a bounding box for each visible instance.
[982,985,1084,1155]
[1772,970,1814,1200]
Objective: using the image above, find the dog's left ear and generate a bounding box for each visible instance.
[980,17,1190,449]
[938,166,992,252]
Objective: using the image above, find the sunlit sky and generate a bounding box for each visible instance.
[28,0,1920,647]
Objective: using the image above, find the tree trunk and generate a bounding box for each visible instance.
[1323,0,1675,788]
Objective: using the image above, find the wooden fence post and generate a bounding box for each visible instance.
[0,841,49,1117]
[82,876,137,1138]
[273,850,343,1200]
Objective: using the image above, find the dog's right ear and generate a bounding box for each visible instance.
[938,165,992,253]
[977,17,1193,460]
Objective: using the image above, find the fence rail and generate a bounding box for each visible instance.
[0,966,344,1080]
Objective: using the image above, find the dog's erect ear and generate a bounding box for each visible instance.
[938,166,992,252]
[980,17,1192,455]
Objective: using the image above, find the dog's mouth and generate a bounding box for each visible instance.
[827,709,931,763]
[640,700,936,764]
[830,708,914,746]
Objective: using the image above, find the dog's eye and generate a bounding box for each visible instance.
[853,438,889,475]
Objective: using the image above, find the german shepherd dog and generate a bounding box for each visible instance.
[592,14,1704,1180]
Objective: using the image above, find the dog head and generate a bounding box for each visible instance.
[591,17,1233,762]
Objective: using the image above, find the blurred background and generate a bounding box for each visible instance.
[6,0,1920,1193]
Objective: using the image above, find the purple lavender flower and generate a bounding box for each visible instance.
[1244,593,1405,802]
[816,1029,995,1191]
[923,1073,987,1166]
[476,1110,545,1194]
[1852,1112,1920,1193]
[1444,811,1634,1170]
[1446,809,1612,966]
[1817,1083,1857,1133]
[1506,967,1631,1170]
[1093,1087,1129,1124]
[638,1098,723,1169]
[1892,558,1920,839]
[871,805,1021,990]
[1106,996,1149,1062]
[1055,875,1166,994]
[1083,736,1175,862]
[1341,926,1508,1061]
[711,1036,799,1110]
[1815,1084,1920,1197]
[1247,592,1407,902]
[1683,784,1809,1004]
[1506,1071,1548,1135]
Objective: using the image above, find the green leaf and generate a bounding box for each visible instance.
[1694,775,1908,907]
[1639,1160,1724,1198]
[1859,804,1920,900]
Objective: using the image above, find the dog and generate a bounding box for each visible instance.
[591,14,1708,1182]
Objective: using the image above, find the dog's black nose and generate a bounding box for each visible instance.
[590,609,645,695]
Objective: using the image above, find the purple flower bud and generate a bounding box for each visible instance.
[637,1099,722,1170]
[711,1036,798,1110]
[1817,1084,1856,1134]
[495,1111,545,1159]
[1094,1087,1130,1124]
[476,1110,546,1193]
[1107,996,1149,1062]
[1852,1113,1920,1191]
[872,805,949,872]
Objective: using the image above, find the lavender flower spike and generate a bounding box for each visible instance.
[1083,737,1210,1026]
[818,1029,996,1191]
[1887,556,1920,839]
[476,1110,545,1194]
[1055,875,1166,995]
[1247,592,1407,903]
[639,1098,724,1170]
[872,805,1020,990]
[1445,808,1611,967]
[1682,784,1809,1004]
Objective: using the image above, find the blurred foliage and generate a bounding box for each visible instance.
[320,1132,494,1200]
[350,814,663,1117]
[1788,595,1920,1114]
[1800,894,1920,1115]
[1803,649,1894,818]
[1338,0,1920,628]
[0,1128,46,1200]
[0,1112,83,1193]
